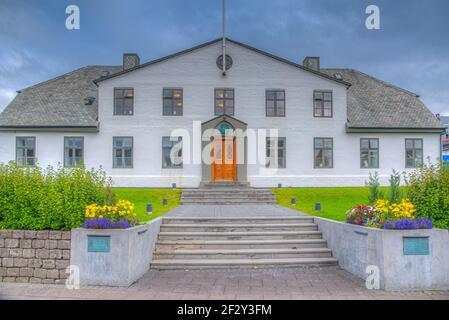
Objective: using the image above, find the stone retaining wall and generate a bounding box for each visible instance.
[0,230,71,284]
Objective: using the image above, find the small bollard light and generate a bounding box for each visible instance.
[146,204,153,215]
[278,183,282,188]
[172,183,176,189]
[291,198,297,205]
[163,198,168,206]
[315,202,321,211]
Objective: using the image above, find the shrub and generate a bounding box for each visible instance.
[405,160,449,229]
[0,162,112,230]
[366,172,383,204]
[387,170,403,203]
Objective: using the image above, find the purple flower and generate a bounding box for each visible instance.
[83,218,132,229]
[384,217,432,230]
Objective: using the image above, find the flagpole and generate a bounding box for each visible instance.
[222,0,227,76]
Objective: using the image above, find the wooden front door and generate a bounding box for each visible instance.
[212,136,237,181]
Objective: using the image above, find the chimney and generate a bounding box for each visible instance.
[123,53,140,70]
[303,57,320,72]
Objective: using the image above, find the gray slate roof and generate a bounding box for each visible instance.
[0,65,121,128]
[0,41,444,131]
[321,68,443,130]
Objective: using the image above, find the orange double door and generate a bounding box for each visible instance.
[212,136,237,181]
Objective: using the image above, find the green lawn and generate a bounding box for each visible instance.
[273,187,393,221]
[112,188,182,222]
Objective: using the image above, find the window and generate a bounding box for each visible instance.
[64,137,84,167]
[266,137,286,168]
[16,137,36,166]
[215,88,234,115]
[113,137,133,168]
[162,137,183,168]
[314,91,333,117]
[266,90,285,117]
[163,88,183,116]
[114,88,134,115]
[314,138,333,168]
[405,139,423,168]
[360,138,379,169]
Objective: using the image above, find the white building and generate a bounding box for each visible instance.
[0,38,444,187]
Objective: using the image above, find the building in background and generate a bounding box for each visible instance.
[440,116,449,162]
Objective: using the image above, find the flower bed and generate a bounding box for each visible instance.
[83,199,140,229]
[346,198,432,230]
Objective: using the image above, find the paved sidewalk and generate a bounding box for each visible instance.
[1,266,448,300]
[166,204,304,217]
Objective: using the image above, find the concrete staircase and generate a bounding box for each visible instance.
[181,187,276,204]
[150,216,337,269]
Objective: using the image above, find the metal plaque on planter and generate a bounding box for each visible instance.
[403,237,429,255]
[88,235,110,253]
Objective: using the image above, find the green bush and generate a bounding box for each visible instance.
[387,169,403,204]
[366,171,384,204]
[0,162,113,230]
[405,160,449,229]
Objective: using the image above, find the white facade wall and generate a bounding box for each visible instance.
[0,42,441,187]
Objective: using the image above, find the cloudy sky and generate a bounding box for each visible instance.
[0,0,448,115]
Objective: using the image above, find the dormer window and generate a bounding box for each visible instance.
[114,88,134,115]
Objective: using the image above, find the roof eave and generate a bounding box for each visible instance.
[346,124,445,134]
[0,125,99,132]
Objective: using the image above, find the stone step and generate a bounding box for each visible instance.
[162,217,315,224]
[156,239,328,250]
[160,223,318,232]
[181,199,277,204]
[154,248,333,260]
[158,230,323,240]
[150,257,338,269]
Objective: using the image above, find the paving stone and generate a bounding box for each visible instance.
[36,249,49,259]
[3,257,14,267]
[28,258,42,268]
[0,239,4,248]
[57,240,71,250]
[48,231,62,240]
[41,279,55,284]
[19,267,34,277]
[13,258,28,268]
[22,249,36,258]
[42,259,55,269]
[0,248,8,258]
[3,277,16,282]
[5,239,19,248]
[24,231,37,239]
[62,250,71,260]
[36,231,49,240]
[55,260,70,270]
[61,232,71,240]
[45,240,58,249]
[29,277,42,284]
[32,240,45,249]
[46,269,60,279]
[0,267,6,276]
[7,268,21,277]
[33,268,47,279]
[49,249,62,259]
[9,249,23,258]
[19,239,32,249]
[12,230,25,239]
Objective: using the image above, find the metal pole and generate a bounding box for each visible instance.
[222,0,226,76]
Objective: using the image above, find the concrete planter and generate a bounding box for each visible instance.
[70,218,162,287]
[315,217,449,291]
